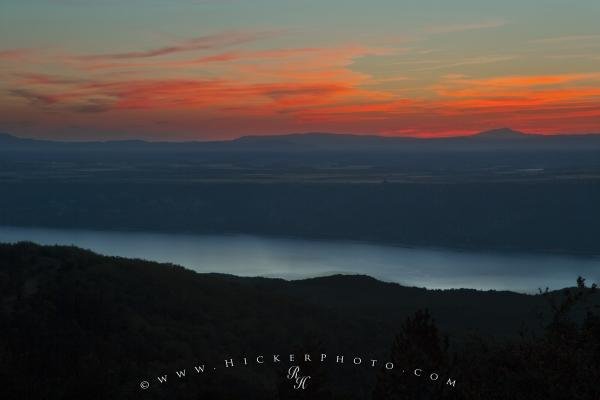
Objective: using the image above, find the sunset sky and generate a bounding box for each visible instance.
[1,0,600,140]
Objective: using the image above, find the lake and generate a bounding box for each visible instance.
[1,225,598,293]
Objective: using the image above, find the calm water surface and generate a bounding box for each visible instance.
[1,225,598,293]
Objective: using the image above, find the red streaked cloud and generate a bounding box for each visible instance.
[1,29,600,139]
[0,49,31,61]
[78,47,326,71]
[78,30,283,60]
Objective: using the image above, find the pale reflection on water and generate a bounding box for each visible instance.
[1,225,598,293]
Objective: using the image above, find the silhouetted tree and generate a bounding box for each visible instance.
[373,309,456,399]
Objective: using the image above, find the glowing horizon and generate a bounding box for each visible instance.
[1,0,600,140]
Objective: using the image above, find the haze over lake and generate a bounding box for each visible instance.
[1,225,597,293]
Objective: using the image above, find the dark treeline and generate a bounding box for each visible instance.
[1,243,598,399]
[1,181,599,254]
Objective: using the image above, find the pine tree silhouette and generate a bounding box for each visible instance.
[373,309,456,400]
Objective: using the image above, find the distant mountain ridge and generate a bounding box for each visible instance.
[1,128,600,152]
[471,127,531,139]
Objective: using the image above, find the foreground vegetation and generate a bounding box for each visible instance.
[1,243,598,399]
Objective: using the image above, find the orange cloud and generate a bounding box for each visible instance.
[2,35,600,139]
[433,73,600,97]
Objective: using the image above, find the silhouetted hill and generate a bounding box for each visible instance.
[1,243,598,399]
[2,129,600,152]
[470,127,530,139]
[0,132,19,142]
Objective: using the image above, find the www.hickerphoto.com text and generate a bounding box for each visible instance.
[139,352,457,391]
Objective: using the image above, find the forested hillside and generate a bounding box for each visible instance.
[1,243,598,399]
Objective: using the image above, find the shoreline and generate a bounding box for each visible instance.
[0,223,598,259]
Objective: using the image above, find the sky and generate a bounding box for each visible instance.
[1,0,600,140]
